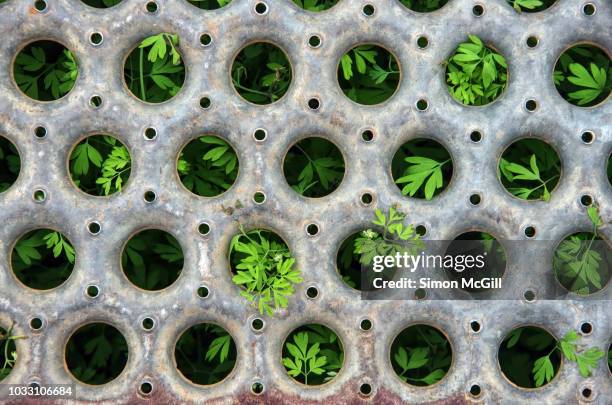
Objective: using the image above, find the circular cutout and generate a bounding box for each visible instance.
[141,318,155,331]
[445,232,506,292]
[187,0,232,10]
[0,325,18,381]
[469,384,481,397]
[507,0,557,12]
[360,192,373,205]
[306,224,319,236]
[144,127,157,140]
[581,131,594,144]
[284,137,345,198]
[30,318,43,330]
[251,318,264,331]
[526,36,539,48]
[472,4,484,16]
[362,4,375,16]
[0,136,20,193]
[469,193,481,205]
[524,290,535,301]
[417,36,429,49]
[144,190,156,202]
[360,319,372,331]
[553,44,610,107]
[580,322,592,335]
[175,323,237,385]
[34,126,47,138]
[415,225,427,236]
[470,321,481,332]
[121,229,183,291]
[89,95,102,107]
[306,286,319,299]
[139,381,153,395]
[524,226,536,238]
[81,0,123,8]
[582,387,593,398]
[399,0,448,12]
[580,194,593,206]
[124,33,185,103]
[416,99,428,111]
[392,138,453,200]
[293,0,338,11]
[554,231,610,295]
[86,285,99,298]
[391,324,452,386]
[498,326,560,388]
[14,40,78,101]
[34,0,47,10]
[582,3,595,16]
[253,128,267,141]
[231,42,291,104]
[200,33,213,46]
[253,191,266,204]
[146,1,158,12]
[69,135,131,197]
[446,35,507,106]
[308,35,321,48]
[65,323,128,385]
[178,135,239,197]
[338,44,400,105]
[33,189,46,202]
[198,222,211,235]
[89,33,103,46]
[414,288,427,299]
[361,129,374,142]
[87,221,101,235]
[251,382,264,394]
[254,2,267,14]
[199,97,211,109]
[525,99,537,112]
[197,285,209,298]
[470,131,482,143]
[307,97,320,110]
[282,324,343,385]
[360,383,372,395]
[499,138,561,201]
[11,229,75,290]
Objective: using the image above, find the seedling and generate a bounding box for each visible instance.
[500,326,604,388]
[175,323,237,385]
[12,229,75,290]
[188,0,231,9]
[69,135,131,196]
[121,229,184,291]
[282,324,343,385]
[399,0,448,12]
[507,0,556,13]
[292,0,338,11]
[554,205,610,295]
[283,137,345,198]
[391,324,452,386]
[553,44,611,107]
[178,135,238,197]
[0,324,26,381]
[14,41,78,101]
[231,43,292,104]
[0,136,20,193]
[445,35,507,106]
[124,33,185,103]
[338,45,400,105]
[229,227,302,316]
[65,323,128,385]
[392,138,453,200]
[499,139,560,201]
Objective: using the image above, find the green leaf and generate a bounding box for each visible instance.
[532,356,554,387]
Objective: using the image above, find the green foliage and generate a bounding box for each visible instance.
[392,139,452,200]
[81,0,122,7]
[292,0,338,11]
[554,45,611,107]
[0,137,20,193]
[175,323,237,385]
[445,35,507,106]
[121,229,184,291]
[499,139,560,201]
[508,0,556,12]
[229,227,302,316]
[282,325,343,385]
[232,43,292,104]
[283,138,345,197]
[188,0,231,9]
[391,325,452,386]
[338,45,400,105]
[14,41,78,101]
[125,33,184,103]
[399,0,448,12]
[0,325,26,381]
[12,229,75,290]
[65,324,128,385]
[178,136,238,197]
[554,205,609,295]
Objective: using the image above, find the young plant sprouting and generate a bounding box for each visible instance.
[554,205,609,295]
[499,139,560,201]
[178,136,239,197]
[70,135,131,196]
[0,324,26,381]
[392,139,453,200]
[399,0,448,12]
[231,43,292,104]
[502,327,604,388]
[391,325,452,386]
[188,0,231,9]
[338,45,400,105]
[14,41,78,101]
[445,35,508,106]
[292,0,338,11]
[282,324,343,385]
[175,323,237,385]
[0,137,20,193]
[124,33,185,103]
[12,229,76,290]
[283,138,345,198]
[229,227,303,316]
[508,0,556,13]
[554,44,611,107]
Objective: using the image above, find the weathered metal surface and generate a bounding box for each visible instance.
[0,0,610,403]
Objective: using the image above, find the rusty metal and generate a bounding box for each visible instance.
[0,0,610,403]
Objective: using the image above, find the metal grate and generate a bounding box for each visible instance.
[0,0,610,402]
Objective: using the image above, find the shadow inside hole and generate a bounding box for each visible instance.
[361,193,373,204]
[580,195,593,206]
[251,318,264,331]
[360,383,372,395]
[30,318,43,330]
[81,0,123,8]
[581,131,594,143]
[399,0,448,12]
[580,322,592,334]
[524,290,535,301]
[472,4,484,16]
[86,285,99,298]
[197,286,209,298]
[140,381,153,395]
[187,0,231,10]
[0,136,20,193]
[470,321,481,332]
[251,382,264,394]
[469,194,481,205]
[142,318,155,330]
[144,190,156,202]
[308,98,320,110]
[470,384,481,396]
[362,4,375,16]
[360,319,372,331]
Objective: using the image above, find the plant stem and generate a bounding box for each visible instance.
[139,47,146,102]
